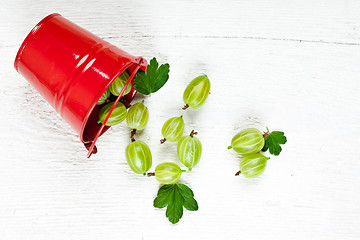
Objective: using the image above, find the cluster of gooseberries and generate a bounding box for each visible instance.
[228,128,270,178]
[96,70,151,175]
[97,71,133,126]
[152,75,210,184]
[95,66,286,224]
[97,70,285,181]
[97,71,211,184]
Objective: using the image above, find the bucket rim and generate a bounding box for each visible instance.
[14,13,61,72]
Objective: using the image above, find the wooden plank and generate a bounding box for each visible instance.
[2,0,360,46]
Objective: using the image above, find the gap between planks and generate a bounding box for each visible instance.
[104,35,360,46]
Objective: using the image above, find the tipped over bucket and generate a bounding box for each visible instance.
[14,13,147,157]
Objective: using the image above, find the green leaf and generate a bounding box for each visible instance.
[153,183,198,224]
[133,57,170,95]
[153,184,174,208]
[262,130,287,156]
[177,184,194,199]
[183,197,198,211]
[177,184,198,210]
[165,187,184,224]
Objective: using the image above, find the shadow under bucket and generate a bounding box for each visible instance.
[14,13,147,157]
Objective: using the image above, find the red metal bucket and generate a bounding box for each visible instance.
[14,13,147,157]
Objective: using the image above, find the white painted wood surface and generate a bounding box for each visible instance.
[1,0,360,239]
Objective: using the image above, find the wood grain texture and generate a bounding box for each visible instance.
[1,0,360,239]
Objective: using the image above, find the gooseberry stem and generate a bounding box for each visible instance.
[147,172,155,177]
[190,130,198,137]
[235,171,241,176]
[182,104,189,110]
[263,127,270,138]
[181,170,187,173]
[227,146,232,149]
[130,129,137,139]
[160,138,166,144]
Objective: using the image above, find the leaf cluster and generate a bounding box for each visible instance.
[153,184,198,224]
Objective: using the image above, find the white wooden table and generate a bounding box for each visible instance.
[1,0,360,239]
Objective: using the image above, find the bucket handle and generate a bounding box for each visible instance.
[86,59,143,158]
